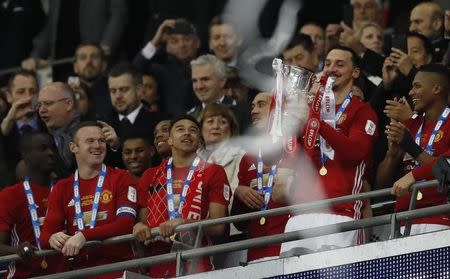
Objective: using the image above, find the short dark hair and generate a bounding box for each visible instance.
[75,42,106,61]
[19,132,53,157]
[108,62,142,87]
[417,63,450,90]
[71,121,103,141]
[121,131,153,147]
[166,18,197,36]
[327,45,361,68]
[169,115,201,134]
[285,33,315,54]
[200,103,239,137]
[8,69,37,90]
[407,32,434,56]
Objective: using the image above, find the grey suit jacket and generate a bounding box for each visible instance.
[31,0,128,58]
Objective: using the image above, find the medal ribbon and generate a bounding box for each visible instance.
[23,179,42,250]
[320,92,353,167]
[73,164,107,231]
[415,107,450,159]
[257,150,278,211]
[269,58,285,142]
[166,156,200,220]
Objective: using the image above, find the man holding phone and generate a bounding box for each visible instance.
[133,18,201,118]
[1,70,45,176]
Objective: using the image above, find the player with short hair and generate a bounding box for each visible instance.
[40,121,138,277]
[133,115,230,277]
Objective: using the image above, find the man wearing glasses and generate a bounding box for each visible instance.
[37,82,80,177]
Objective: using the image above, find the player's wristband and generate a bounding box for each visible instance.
[399,129,423,159]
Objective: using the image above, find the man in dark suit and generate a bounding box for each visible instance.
[106,63,160,165]
[73,43,112,120]
[133,18,201,118]
[188,54,251,132]
[1,70,45,177]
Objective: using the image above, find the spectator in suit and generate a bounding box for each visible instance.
[409,1,448,62]
[72,43,112,119]
[37,82,80,177]
[282,34,320,73]
[188,54,251,131]
[133,18,201,118]
[107,62,159,148]
[299,22,326,68]
[1,70,45,177]
[208,16,241,67]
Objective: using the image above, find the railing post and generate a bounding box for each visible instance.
[389,213,401,239]
[404,184,420,236]
[175,251,183,277]
[188,224,204,274]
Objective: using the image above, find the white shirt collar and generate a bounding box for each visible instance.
[202,95,225,108]
[118,104,143,124]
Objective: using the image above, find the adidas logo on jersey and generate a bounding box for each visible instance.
[248,164,256,171]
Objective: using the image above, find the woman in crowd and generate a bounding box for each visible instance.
[356,21,384,54]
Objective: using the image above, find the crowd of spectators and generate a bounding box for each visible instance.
[0,0,449,277]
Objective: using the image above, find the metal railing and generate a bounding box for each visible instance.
[0,57,74,76]
[0,180,446,278]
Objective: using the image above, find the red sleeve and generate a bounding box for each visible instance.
[0,186,19,232]
[237,155,256,187]
[411,149,450,181]
[137,169,153,209]
[40,181,67,248]
[208,165,230,207]
[319,105,378,163]
[82,171,137,241]
[231,157,255,216]
[411,162,435,181]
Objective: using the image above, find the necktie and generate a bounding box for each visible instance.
[121,117,131,126]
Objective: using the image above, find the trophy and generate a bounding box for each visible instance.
[269,58,316,153]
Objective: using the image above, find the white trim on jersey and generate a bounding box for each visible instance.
[7,224,20,279]
[352,161,366,221]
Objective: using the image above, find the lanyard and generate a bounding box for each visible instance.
[166,156,200,220]
[320,93,353,166]
[415,107,450,156]
[73,164,107,231]
[257,150,278,211]
[23,179,42,250]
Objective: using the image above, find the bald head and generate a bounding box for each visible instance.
[38,82,76,129]
[41,82,76,102]
[251,92,272,131]
[410,2,444,39]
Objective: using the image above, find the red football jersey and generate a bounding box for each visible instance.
[0,182,62,278]
[299,96,378,219]
[40,167,137,276]
[232,153,289,262]
[396,113,450,226]
[138,158,230,278]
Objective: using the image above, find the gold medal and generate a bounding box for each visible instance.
[259,217,266,226]
[416,191,423,201]
[41,258,48,269]
[169,234,176,241]
[319,166,327,176]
